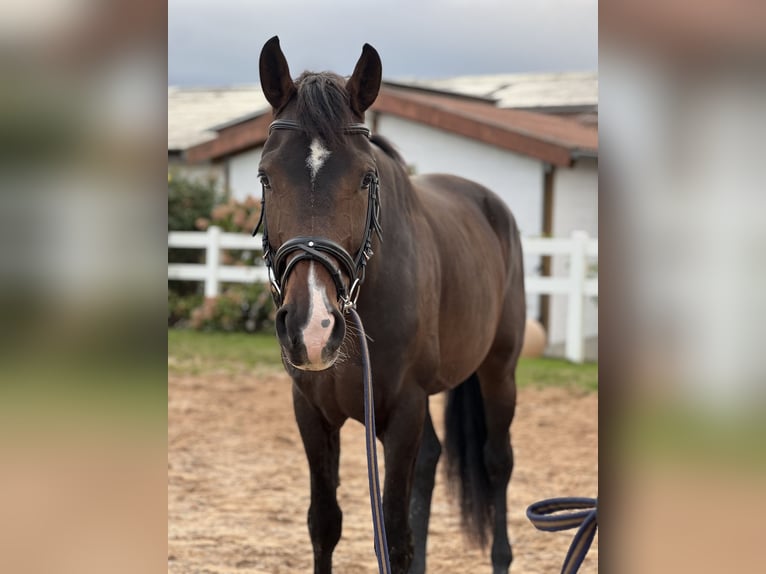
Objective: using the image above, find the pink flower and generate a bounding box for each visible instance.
[233,209,247,229]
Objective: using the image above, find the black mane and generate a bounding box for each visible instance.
[370,134,407,166]
[293,71,408,167]
[294,72,353,148]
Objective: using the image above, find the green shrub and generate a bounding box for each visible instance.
[196,195,263,267]
[168,173,221,298]
[188,283,275,333]
[195,195,262,234]
[168,175,272,332]
[168,291,203,327]
[168,173,219,232]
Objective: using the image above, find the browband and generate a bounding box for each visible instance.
[269,119,371,138]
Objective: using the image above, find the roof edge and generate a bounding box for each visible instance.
[186,113,272,163]
[381,80,499,105]
[209,107,271,132]
[372,89,582,166]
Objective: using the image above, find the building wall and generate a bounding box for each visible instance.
[375,114,545,320]
[228,146,264,202]
[549,157,599,346]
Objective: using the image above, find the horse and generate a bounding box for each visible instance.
[256,36,526,574]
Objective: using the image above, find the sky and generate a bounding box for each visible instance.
[168,0,598,86]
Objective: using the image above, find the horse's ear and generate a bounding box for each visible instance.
[347,43,382,116]
[259,36,296,111]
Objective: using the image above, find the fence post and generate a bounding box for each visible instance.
[205,225,221,298]
[565,231,588,363]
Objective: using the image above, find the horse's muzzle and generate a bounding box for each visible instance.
[275,302,345,371]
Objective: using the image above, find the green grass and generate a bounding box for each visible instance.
[168,329,598,392]
[516,356,598,392]
[168,328,283,375]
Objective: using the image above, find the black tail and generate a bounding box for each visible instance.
[444,372,492,547]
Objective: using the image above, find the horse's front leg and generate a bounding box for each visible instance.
[408,405,441,574]
[293,385,342,574]
[381,388,427,574]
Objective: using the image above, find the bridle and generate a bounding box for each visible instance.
[252,119,383,313]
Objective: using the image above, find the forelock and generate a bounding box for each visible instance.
[294,72,353,148]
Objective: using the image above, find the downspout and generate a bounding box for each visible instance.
[540,162,555,331]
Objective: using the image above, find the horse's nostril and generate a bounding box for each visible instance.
[276,306,305,350]
[275,307,289,341]
[328,308,345,349]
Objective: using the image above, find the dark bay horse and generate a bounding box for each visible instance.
[256,36,525,574]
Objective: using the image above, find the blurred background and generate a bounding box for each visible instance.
[601,1,766,572]
[2,0,765,572]
[0,1,167,573]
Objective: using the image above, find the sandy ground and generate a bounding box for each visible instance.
[168,369,597,573]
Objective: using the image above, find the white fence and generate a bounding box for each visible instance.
[522,231,598,363]
[168,227,598,363]
[168,226,270,296]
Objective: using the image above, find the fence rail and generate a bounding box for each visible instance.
[168,227,597,362]
[522,231,598,362]
[168,227,270,297]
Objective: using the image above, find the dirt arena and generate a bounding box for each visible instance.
[168,369,597,573]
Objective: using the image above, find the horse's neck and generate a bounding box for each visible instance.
[375,149,419,219]
[366,150,421,281]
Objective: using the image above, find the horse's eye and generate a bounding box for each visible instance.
[259,173,271,189]
[361,172,374,189]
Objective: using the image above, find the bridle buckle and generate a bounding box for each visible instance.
[267,267,282,304]
[341,278,363,313]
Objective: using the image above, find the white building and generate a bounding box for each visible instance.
[167,85,269,192]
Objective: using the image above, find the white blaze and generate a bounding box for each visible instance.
[307,138,331,182]
[301,262,335,369]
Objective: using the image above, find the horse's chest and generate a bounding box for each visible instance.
[293,368,367,426]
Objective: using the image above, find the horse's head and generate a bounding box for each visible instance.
[258,36,382,371]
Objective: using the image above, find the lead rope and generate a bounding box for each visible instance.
[526,497,598,574]
[348,308,391,574]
